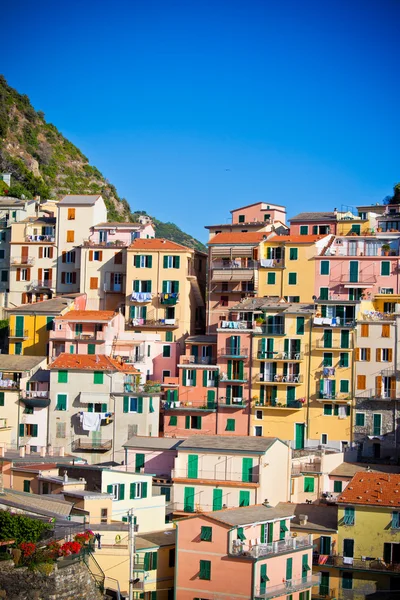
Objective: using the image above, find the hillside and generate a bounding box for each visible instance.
[0,75,206,252]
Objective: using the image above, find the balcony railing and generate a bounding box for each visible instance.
[220,374,248,383]
[330,273,377,286]
[9,329,29,339]
[313,317,355,328]
[312,554,400,573]
[71,439,112,452]
[218,396,247,408]
[127,319,179,329]
[159,293,179,305]
[231,534,312,559]
[219,320,252,330]
[163,400,217,411]
[82,240,128,248]
[316,339,351,350]
[0,418,11,430]
[318,392,351,402]
[172,468,259,484]
[212,260,259,269]
[219,347,249,358]
[256,400,304,409]
[257,373,303,384]
[292,461,322,475]
[26,234,55,242]
[0,379,19,389]
[256,325,286,335]
[257,351,303,361]
[10,256,35,265]
[355,388,396,400]
[254,574,320,600]
[26,279,54,290]
[179,355,216,365]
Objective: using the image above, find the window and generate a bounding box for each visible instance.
[323,353,333,367]
[340,380,349,393]
[20,424,38,437]
[200,526,212,541]
[358,348,369,361]
[360,324,369,337]
[20,268,28,281]
[296,317,305,335]
[355,413,365,427]
[323,404,332,416]
[169,416,177,426]
[0,392,4,407]
[225,418,235,431]
[357,375,366,390]
[107,483,125,501]
[319,287,329,300]
[132,280,152,293]
[15,342,22,355]
[238,214,245,223]
[58,370,68,383]
[162,280,180,294]
[160,486,171,502]
[166,331,173,342]
[339,353,349,368]
[129,481,148,499]
[92,250,102,261]
[382,348,391,362]
[382,324,390,338]
[90,277,98,289]
[342,572,353,590]
[94,372,104,384]
[56,422,66,438]
[87,344,96,355]
[23,480,30,493]
[288,272,297,285]
[183,369,196,386]
[185,415,202,430]
[163,255,180,269]
[1,270,7,282]
[0,250,4,259]
[300,226,308,235]
[199,560,211,580]
[56,394,67,411]
[304,477,315,493]
[267,272,276,285]
[237,527,246,541]
[321,433,328,445]
[344,507,355,525]
[239,490,250,506]
[100,508,108,523]
[68,208,75,220]
[392,512,400,529]
[124,397,143,413]
[134,255,153,268]
[333,480,343,493]
[65,272,74,284]
[320,261,330,275]
[64,251,76,263]
[289,248,298,260]
[66,230,75,242]
[163,345,171,358]
[169,548,175,568]
[256,410,263,420]
[254,426,263,436]
[381,261,391,276]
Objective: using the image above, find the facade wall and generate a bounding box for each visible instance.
[80,246,127,311]
[231,202,286,224]
[124,448,177,477]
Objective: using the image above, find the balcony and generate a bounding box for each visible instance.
[220,374,248,383]
[9,329,29,339]
[212,261,258,284]
[0,379,19,390]
[254,574,320,600]
[0,418,12,430]
[318,391,351,403]
[163,400,217,411]
[355,387,396,400]
[159,293,179,305]
[179,355,217,366]
[219,346,249,358]
[51,329,105,342]
[71,438,112,452]
[230,534,312,559]
[26,234,55,242]
[127,319,179,329]
[82,240,128,248]
[330,272,377,288]
[255,400,304,410]
[219,320,252,330]
[259,258,285,269]
[218,396,247,408]
[172,468,259,484]
[0,218,9,228]
[257,373,303,384]
[26,279,54,290]
[292,461,322,476]
[211,260,259,270]
[256,325,286,336]
[10,256,35,266]
[257,351,303,361]
[312,554,400,574]
[316,340,352,350]
[313,317,355,328]
[21,390,50,408]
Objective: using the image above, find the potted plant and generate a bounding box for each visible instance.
[255,317,265,326]
[382,244,391,256]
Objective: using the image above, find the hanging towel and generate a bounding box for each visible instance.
[323,368,330,377]
[81,412,102,432]
[338,405,347,419]
[314,318,323,325]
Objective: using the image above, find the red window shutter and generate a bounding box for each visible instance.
[49,247,53,259]
[26,268,31,281]
[39,247,43,259]
[38,268,43,281]
[89,251,93,261]
[21,293,27,304]
[48,269,52,282]
[61,272,66,284]
[62,252,66,263]
[16,268,21,282]
[99,251,103,261]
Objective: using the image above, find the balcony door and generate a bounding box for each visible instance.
[349,261,359,283]
[343,538,354,558]
[384,542,400,564]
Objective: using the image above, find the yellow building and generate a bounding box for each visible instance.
[258,234,331,303]
[126,238,206,344]
[6,294,83,356]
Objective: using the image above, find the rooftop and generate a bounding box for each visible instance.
[279,503,338,533]
[12,463,58,472]
[289,211,337,222]
[21,216,56,225]
[178,435,284,454]
[230,297,314,314]
[58,195,102,206]
[123,437,184,450]
[330,463,400,478]
[208,232,266,245]
[0,197,27,208]
[201,503,294,527]
[185,334,217,344]
[0,488,73,519]
[0,452,86,466]
[0,354,47,373]
[49,353,139,373]
[5,295,82,315]
[266,234,327,243]
[337,472,400,507]
[93,222,146,228]
[137,529,176,549]
[55,310,117,322]
[129,238,193,252]
[62,490,112,500]
[231,201,286,212]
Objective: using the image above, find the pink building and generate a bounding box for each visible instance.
[175,503,318,600]
[289,211,338,236]
[205,201,288,240]
[315,235,400,301]
[49,310,125,358]
[88,219,155,246]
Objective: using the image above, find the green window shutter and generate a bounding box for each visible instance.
[203,370,208,387]
[147,280,152,292]
[163,256,168,268]
[320,536,331,555]
[137,398,143,413]
[75,324,83,335]
[288,272,297,285]
[227,360,232,379]
[123,397,129,413]
[320,261,330,275]
[23,480,30,493]
[58,370,68,383]
[341,330,350,349]
[302,553,310,574]
[144,552,150,571]
[373,413,382,436]
[320,288,329,300]
[135,453,145,473]
[323,353,333,367]
[304,477,315,492]
[31,424,38,437]
[381,261,390,276]
[334,480,343,493]
[225,418,235,431]
[207,390,215,408]
[88,403,94,412]
[119,484,125,500]
[162,280,168,293]
[300,226,308,235]
[199,559,211,580]
[101,403,107,412]
[94,371,103,384]
[239,490,250,506]
[342,572,353,590]
[261,523,266,543]
[289,247,298,260]
[174,280,179,293]
[0,392,4,406]
[134,255,140,268]
[286,557,293,580]
[241,458,253,482]
[296,317,305,335]
[88,344,95,355]
[149,398,154,413]
[130,483,135,499]
[280,520,288,540]
[226,386,232,404]
[323,330,332,348]
[174,256,180,268]
[268,523,273,543]
[107,484,113,494]
[200,526,212,541]
[212,489,223,511]
[287,386,295,402]
[355,413,365,427]
[152,551,157,570]
[185,415,190,429]
[267,272,276,285]
[188,455,198,478]
[169,415,177,426]
[340,380,349,393]
[15,315,24,337]
[147,255,152,268]
[323,403,332,416]
[182,369,187,386]
[46,316,54,331]
[19,423,24,437]
[344,506,355,525]
[334,404,339,416]
[56,394,67,410]
[165,332,173,342]
[184,487,195,512]
[192,370,197,386]
[141,482,148,498]
[260,563,269,594]
[266,247,271,259]
[134,280,140,292]
[332,380,336,397]
[238,360,244,380]
[340,352,349,367]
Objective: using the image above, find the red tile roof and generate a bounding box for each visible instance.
[337,472,400,507]
[49,353,139,373]
[267,234,325,243]
[129,238,193,251]
[55,310,117,321]
[208,232,266,245]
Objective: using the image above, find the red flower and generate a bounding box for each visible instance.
[60,541,82,556]
[19,542,36,557]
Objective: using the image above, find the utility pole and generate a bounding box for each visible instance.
[128,508,136,600]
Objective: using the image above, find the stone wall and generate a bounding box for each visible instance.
[0,559,104,600]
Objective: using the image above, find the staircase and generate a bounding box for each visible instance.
[83,550,105,592]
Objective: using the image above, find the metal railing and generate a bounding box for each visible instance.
[257,400,304,409]
[163,400,217,411]
[172,468,259,483]
[256,325,286,335]
[26,279,53,289]
[82,549,105,592]
[313,317,355,328]
[231,534,312,558]
[127,318,179,328]
[212,260,259,269]
[313,554,400,573]
[71,439,112,452]
[8,329,29,338]
[0,379,19,389]
[256,351,303,360]
[179,355,217,365]
[219,347,249,358]
[254,574,320,599]
[330,273,377,285]
[219,320,252,330]
[257,373,303,383]
[355,388,396,400]
[316,339,351,349]
[292,461,322,475]
[159,293,180,305]
[218,396,247,407]
[10,256,35,265]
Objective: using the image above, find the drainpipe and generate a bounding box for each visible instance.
[248,331,253,436]
[306,309,314,447]
[394,316,398,449]
[350,321,356,449]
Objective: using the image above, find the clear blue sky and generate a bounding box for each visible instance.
[2,0,399,242]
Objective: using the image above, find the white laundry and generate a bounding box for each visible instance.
[81,412,102,432]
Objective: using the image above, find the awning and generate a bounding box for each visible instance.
[212,270,254,282]
[22,397,50,408]
[79,392,110,404]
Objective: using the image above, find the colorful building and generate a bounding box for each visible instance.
[205,201,288,240]
[175,503,319,600]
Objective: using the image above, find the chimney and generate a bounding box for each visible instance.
[40,446,46,457]
[59,447,65,457]
[0,446,5,458]
[299,514,308,526]
[19,446,25,458]
[48,445,54,456]
[25,444,30,455]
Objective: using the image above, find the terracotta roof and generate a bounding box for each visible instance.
[208,232,266,245]
[49,353,139,373]
[337,472,400,507]
[267,234,326,243]
[55,310,117,322]
[129,238,193,252]
[289,211,337,222]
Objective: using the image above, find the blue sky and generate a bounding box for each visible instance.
[2,0,399,242]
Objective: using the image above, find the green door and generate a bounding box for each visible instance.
[212,489,223,511]
[349,261,359,283]
[192,345,199,361]
[341,330,350,349]
[266,338,274,358]
[320,536,331,555]
[343,538,354,558]
[183,487,195,512]
[286,557,293,580]
[323,329,332,348]
[15,316,24,337]
[187,454,198,479]
[373,413,382,436]
[320,572,330,596]
[135,453,145,473]
[241,458,253,482]
[295,423,305,449]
